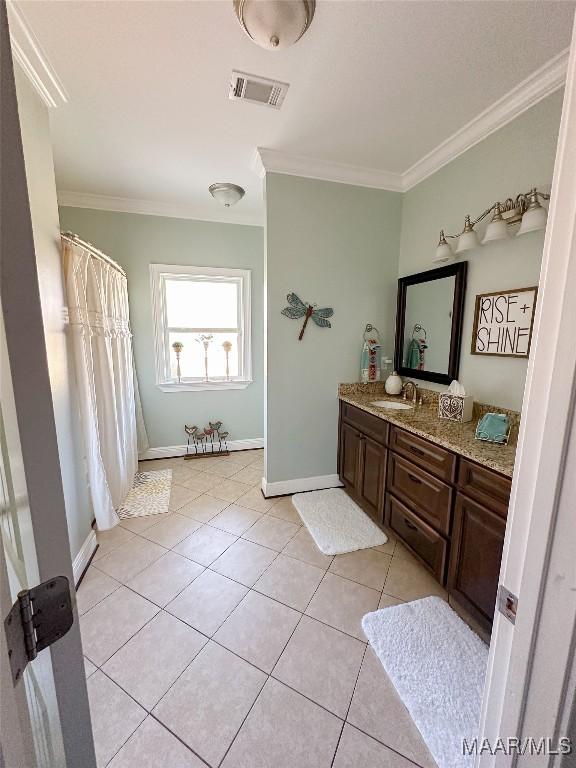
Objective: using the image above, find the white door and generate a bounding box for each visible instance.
[478,14,576,765]
[0,4,96,767]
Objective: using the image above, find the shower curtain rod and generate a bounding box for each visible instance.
[61,231,127,278]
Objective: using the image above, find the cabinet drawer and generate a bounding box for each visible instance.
[387,453,452,535]
[457,459,511,518]
[387,495,448,583]
[341,403,389,445]
[389,425,456,482]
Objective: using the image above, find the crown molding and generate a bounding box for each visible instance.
[402,48,569,191]
[57,190,264,227]
[7,1,67,109]
[255,147,404,192]
[254,50,568,194]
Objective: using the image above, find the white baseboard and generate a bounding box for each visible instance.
[261,473,343,498]
[139,438,264,461]
[73,529,98,586]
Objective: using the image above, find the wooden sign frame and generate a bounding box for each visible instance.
[471,286,538,358]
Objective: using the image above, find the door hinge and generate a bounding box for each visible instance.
[4,576,74,686]
[497,584,518,625]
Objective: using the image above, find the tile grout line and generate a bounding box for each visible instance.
[212,573,329,768]
[90,466,430,767]
[330,643,369,767]
[148,712,213,768]
[97,662,212,768]
[215,545,358,764]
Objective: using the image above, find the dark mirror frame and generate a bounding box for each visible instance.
[394,261,468,385]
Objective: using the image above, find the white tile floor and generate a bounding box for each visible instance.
[78,449,444,767]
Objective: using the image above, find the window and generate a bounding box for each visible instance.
[150,264,252,391]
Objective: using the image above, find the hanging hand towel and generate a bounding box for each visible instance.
[407,338,421,369]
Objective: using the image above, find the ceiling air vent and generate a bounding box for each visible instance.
[229,71,289,109]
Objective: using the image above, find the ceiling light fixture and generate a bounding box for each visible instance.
[434,187,550,262]
[208,183,245,208]
[233,0,316,50]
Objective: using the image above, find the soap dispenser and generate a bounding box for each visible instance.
[384,371,403,396]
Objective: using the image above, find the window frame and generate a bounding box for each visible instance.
[150,263,252,391]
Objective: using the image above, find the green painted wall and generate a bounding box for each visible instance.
[265,174,402,484]
[59,207,264,448]
[399,90,563,410]
[60,89,562,487]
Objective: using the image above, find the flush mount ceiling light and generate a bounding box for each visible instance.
[433,187,550,262]
[233,0,316,50]
[209,183,245,208]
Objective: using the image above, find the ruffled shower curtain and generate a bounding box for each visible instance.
[63,237,140,530]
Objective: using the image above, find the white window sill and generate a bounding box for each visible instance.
[157,380,253,392]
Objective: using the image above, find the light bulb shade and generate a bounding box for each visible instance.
[517,203,547,235]
[233,0,315,49]
[433,230,454,263]
[455,229,480,253]
[433,243,454,263]
[482,217,510,244]
[209,183,245,208]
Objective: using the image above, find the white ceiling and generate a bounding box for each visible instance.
[14,0,575,225]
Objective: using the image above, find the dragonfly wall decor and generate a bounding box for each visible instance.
[281,293,334,341]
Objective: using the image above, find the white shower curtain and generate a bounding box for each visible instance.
[63,237,138,530]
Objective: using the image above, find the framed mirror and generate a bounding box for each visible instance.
[394,262,467,385]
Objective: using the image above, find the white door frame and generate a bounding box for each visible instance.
[1,4,96,766]
[479,14,576,764]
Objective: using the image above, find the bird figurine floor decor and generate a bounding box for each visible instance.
[184,421,230,459]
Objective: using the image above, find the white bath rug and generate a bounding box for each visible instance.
[362,596,489,768]
[291,488,387,555]
[117,469,172,519]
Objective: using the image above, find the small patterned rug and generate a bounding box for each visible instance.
[117,469,172,519]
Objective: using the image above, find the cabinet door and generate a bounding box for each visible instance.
[448,494,506,631]
[339,421,361,490]
[358,435,386,523]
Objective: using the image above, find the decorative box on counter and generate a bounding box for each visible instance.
[438,381,473,423]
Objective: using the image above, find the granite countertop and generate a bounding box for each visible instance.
[339,385,518,478]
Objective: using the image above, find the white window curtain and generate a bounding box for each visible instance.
[62,236,140,530]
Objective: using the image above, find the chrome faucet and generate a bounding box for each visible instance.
[402,380,418,404]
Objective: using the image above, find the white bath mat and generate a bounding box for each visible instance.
[291,488,387,555]
[117,469,172,519]
[362,596,489,768]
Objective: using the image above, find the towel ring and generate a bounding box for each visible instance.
[411,323,427,341]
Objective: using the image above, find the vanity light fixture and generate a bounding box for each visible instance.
[482,203,510,244]
[455,215,480,254]
[517,189,548,236]
[208,183,245,207]
[434,187,550,262]
[434,230,454,263]
[233,0,316,50]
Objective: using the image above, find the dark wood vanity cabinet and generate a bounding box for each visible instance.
[338,404,387,523]
[448,494,506,626]
[338,402,512,633]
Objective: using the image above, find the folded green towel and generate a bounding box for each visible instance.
[406,338,421,369]
[475,413,509,444]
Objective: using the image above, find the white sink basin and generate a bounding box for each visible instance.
[371,400,414,410]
